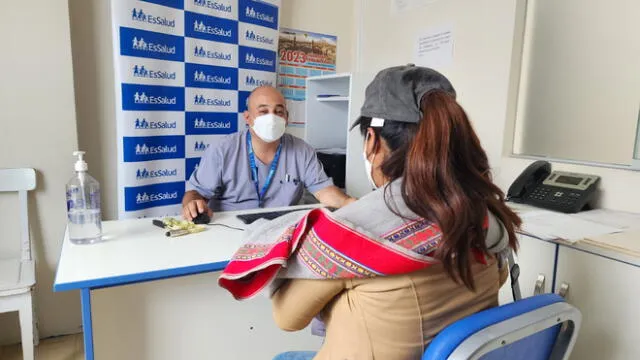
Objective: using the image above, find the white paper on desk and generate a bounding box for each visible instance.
[415,24,454,69]
[518,210,623,243]
[572,209,640,230]
[507,202,540,215]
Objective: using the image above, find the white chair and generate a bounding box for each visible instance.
[0,168,38,359]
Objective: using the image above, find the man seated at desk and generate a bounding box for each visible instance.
[182,85,354,220]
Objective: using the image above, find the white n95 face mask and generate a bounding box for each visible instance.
[252,113,286,143]
[363,134,379,189]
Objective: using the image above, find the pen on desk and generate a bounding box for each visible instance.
[165,229,190,237]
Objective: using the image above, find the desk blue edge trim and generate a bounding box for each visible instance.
[80,289,94,360]
[53,260,230,292]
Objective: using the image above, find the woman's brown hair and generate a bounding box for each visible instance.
[358,90,521,290]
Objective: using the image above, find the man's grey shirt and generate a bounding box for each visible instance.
[186,129,333,212]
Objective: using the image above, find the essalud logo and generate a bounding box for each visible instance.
[193,141,209,151]
[245,75,272,87]
[132,64,176,80]
[193,0,232,13]
[134,118,177,129]
[131,8,176,28]
[193,46,232,61]
[135,191,178,204]
[131,37,176,55]
[244,6,275,24]
[135,168,178,180]
[193,118,232,129]
[134,92,150,104]
[193,20,232,38]
[133,92,177,105]
[134,143,178,155]
[132,37,149,51]
[244,30,274,45]
[193,70,232,85]
[244,53,274,67]
[192,94,232,107]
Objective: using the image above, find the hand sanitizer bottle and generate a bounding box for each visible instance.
[66,151,102,244]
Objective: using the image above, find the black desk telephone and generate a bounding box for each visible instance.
[506,160,600,213]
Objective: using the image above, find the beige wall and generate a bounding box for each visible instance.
[69,0,118,221]
[353,0,640,213]
[0,0,82,345]
[356,0,520,170]
[280,0,356,73]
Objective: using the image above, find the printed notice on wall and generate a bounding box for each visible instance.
[415,25,454,69]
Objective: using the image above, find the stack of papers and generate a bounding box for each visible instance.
[581,230,640,258]
[517,209,623,243]
[572,209,640,230]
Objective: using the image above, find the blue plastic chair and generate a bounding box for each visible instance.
[423,250,582,360]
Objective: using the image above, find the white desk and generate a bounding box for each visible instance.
[508,203,640,268]
[54,205,317,360]
[502,204,640,359]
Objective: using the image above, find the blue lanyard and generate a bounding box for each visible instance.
[246,131,282,207]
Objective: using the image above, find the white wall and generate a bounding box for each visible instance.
[351,0,640,213]
[0,0,82,345]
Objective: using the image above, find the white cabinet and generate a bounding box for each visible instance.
[499,235,556,304]
[304,74,352,193]
[555,246,640,360]
[305,74,351,151]
[510,233,640,359]
[305,72,377,198]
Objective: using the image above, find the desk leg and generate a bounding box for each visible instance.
[81,288,95,360]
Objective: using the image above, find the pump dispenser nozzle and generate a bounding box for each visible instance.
[73,151,88,172]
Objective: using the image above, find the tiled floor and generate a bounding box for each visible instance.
[0,334,84,360]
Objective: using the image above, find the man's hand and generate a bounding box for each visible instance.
[313,186,356,209]
[182,190,213,220]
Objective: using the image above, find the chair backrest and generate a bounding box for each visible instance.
[0,168,36,261]
[423,294,582,360]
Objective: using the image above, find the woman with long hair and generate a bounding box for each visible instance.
[219,64,521,360]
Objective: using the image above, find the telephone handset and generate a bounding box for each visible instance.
[507,160,551,203]
[507,160,600,213]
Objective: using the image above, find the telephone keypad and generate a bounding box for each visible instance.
[527,188,583,210]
